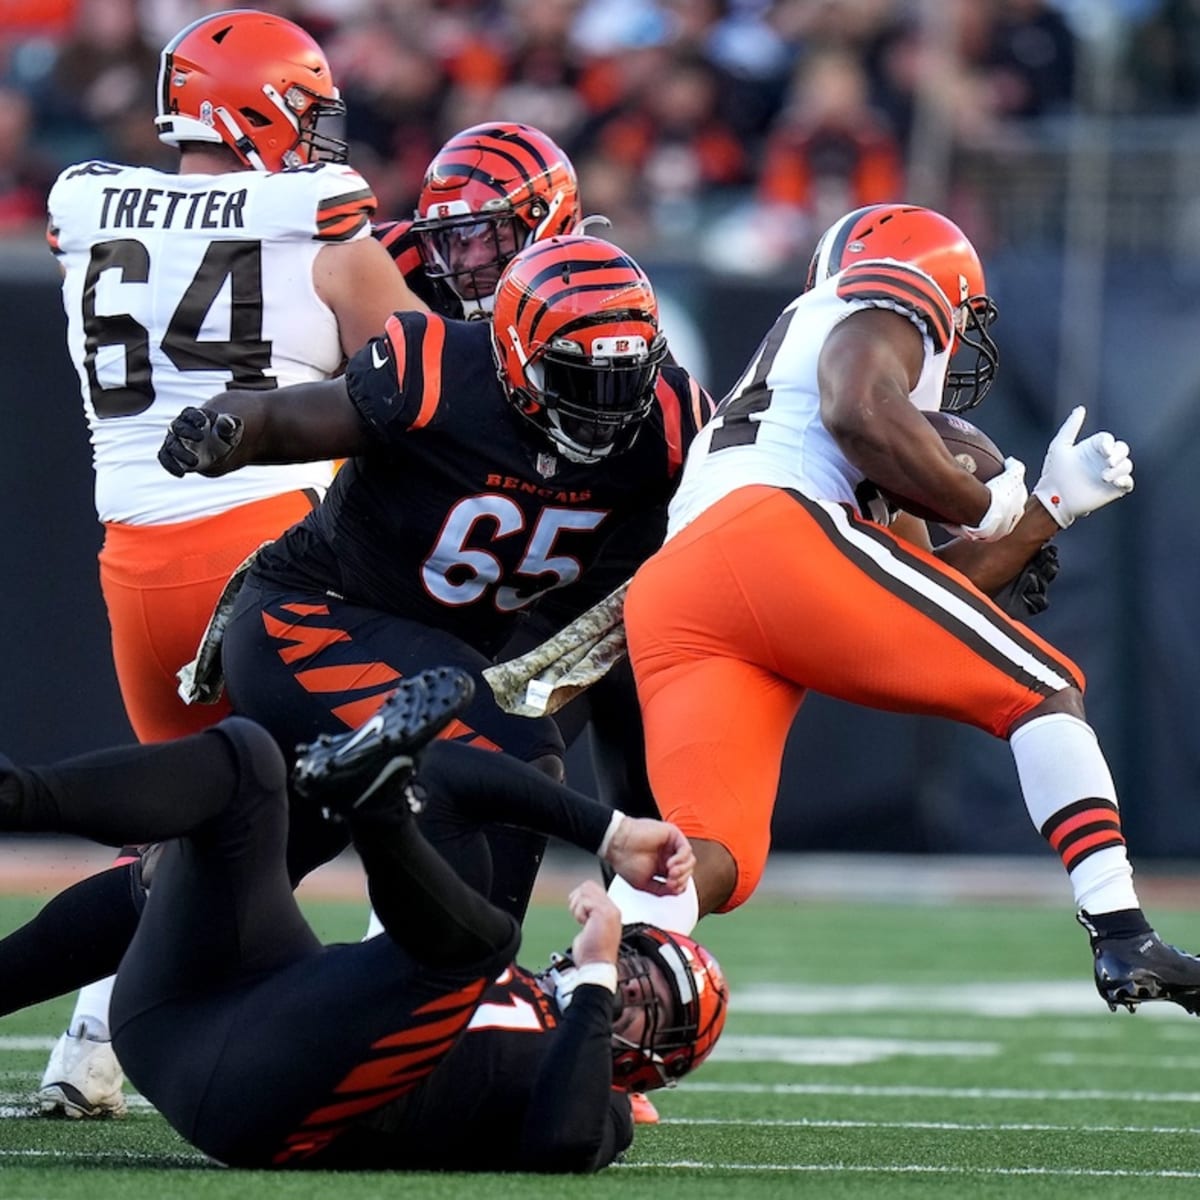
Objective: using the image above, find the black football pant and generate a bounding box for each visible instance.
[0,721,517,1165]
[224,577,564,919]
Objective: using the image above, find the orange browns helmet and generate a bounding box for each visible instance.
[610,924,730,1094]
[804,204,999,413]
[491,235,668,463]
[155,9,347,173]
[413,122,581,316]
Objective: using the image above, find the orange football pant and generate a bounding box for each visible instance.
[626,486,1084,911]
[99,490,317,743]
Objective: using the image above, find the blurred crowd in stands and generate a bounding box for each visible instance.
[3,0,1199,271]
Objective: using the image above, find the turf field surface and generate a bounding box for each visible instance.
[4,862,1200,1198]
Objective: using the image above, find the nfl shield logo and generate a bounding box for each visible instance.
[536,451,557,478]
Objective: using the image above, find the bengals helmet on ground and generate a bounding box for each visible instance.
[413,122,581,316]
[155,9,347,172]
[804,203,999,412]
[491,234,668,463]
[609,923,729,1093]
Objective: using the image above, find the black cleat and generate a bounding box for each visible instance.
[292,666,474,818]
[1080,912,1200,1016]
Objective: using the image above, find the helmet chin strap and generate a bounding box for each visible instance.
[214,107,267,171]
[459,291,497,320]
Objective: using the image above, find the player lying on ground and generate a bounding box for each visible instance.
[0,668,727,1170]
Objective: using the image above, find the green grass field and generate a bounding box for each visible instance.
[4,887,1200,1199]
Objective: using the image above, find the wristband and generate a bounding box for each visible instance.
[567,961,619,994]
[552,959,619,1011]
[597,810,626,860]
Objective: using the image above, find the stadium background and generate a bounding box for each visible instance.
[0,0,1197,861]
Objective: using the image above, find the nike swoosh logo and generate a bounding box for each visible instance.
[371,343,388,370]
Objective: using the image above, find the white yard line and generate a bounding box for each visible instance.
[659,1116,1200,1134]
[682,1081,1200,1102]
[617,1162,1200,1179]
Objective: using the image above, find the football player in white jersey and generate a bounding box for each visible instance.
[39,8,424,1118]
[621,203,1200,1019]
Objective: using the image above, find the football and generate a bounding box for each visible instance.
[876,411,1005,523]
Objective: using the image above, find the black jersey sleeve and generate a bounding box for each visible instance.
[515,984,634,1172]
[655,364,715,478]
[416,741,617,848]
[343,310,449,441]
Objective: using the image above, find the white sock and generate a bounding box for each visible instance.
[1010,712,1138,914]
[607,876,699,935]
[68,975,115,1040]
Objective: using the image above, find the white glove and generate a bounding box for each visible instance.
[948,456,1028,542]
[1032,406,1134,528]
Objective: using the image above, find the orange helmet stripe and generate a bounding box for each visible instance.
[836,260,954,352]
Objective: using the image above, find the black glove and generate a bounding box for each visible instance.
[992,543,1060,619]
[158,407,244,477]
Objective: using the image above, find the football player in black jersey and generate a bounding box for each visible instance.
[0,668,728,1171]
[160,234,713,926]
[374,121,581,321]
[373,121,675,889]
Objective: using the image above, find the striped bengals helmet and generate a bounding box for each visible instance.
[155,10,346,173]
[413,123,580,317]
[805,204,999,412]
[491,235,668,463]
[610,924,729,1093]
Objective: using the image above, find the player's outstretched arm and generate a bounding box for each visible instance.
[412,741,692,893]
[158,377,367,477]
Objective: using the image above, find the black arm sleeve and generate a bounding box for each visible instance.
[515,985,634,1172]
[415,741,615,853]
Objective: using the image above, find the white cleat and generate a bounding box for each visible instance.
[36,1025,127,1119]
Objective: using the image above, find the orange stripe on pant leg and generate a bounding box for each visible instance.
[261,610,350,664]
[296,663,402,694]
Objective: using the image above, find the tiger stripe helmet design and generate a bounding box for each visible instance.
[610,924,729,1094]
[491,235,668,463]
[155,9,347,173]
[413,122,581,317]
[805,204,999,412]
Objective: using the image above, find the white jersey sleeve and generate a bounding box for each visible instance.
[48,161,378,524]
[665,261,954,536]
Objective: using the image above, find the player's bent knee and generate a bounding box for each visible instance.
[213,715,288,798]
[528,752,565,783]
[692,839,738,916]
[1008,686,1086,737]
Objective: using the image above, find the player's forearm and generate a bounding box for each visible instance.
[417,742,614,852]
[516,986,629,1173]
[937,498,1057,595]
[203,378,367,469]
